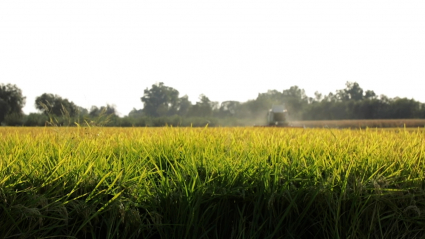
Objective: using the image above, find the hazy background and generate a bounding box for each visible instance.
[1,0,424,116]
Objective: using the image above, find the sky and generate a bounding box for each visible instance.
[1,0,424,116]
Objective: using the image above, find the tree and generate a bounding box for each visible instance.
[313,91,323,102]
[251,91,280,115]
[128,108,144,118]
[177,95,192,116]
[218,101,240,117]
[188,94,217,117]
[0,83,26,124]
[337,82,364,101]
[35,93,79,117]
[352,99,384,119]
[0,99,10,124]
[389,98,420,119]
[281,86,309,119]
[420,104,425,118]
[141,82,180,117]
[364,90,377,100]
[89,104,116,117]
[76,106,89,116]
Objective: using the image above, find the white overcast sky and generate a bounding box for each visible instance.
[1,1,424,116]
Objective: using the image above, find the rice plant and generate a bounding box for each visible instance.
[1,127,424,238]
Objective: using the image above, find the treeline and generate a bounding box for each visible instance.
[1,82,425,127]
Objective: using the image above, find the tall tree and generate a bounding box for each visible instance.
[218,101,240,117]
[0,83,26,124]
[282,86,309,119]
[128,108,144,118]
[35,93,79,117]
[188,94,217,117]
[389,98,420,119]
[364,90,377,100]
[141,82,180,117]
[177,95,192,116]
[337,82,364,101]
[0,99,10,124]
[89,104,116,117]
[252,91,281,115]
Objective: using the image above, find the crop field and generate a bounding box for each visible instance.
[290,119,425,128]
[1,127,425,238]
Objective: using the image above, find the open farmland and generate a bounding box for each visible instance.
[1,127,425,238]
[290,119,425,128]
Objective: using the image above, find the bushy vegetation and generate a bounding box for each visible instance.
[1,127,425,238]
[2,81,425,127]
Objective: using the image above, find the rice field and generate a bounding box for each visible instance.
[1,126,425,238]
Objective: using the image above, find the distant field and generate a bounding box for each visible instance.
[1,127,425,238]
[290,119,425,128]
